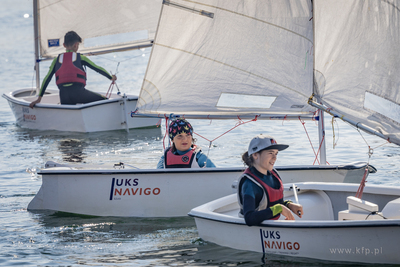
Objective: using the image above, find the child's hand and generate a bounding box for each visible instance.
[280,205,295,220]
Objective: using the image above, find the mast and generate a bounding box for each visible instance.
[312,0,326,165]
[33,0,40,93]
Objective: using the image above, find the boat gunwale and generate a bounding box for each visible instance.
[2,88,139,110]
[188,212,400,229]
[37,162,372,175]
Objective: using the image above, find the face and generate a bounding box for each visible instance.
[252,149,279,174]
[173,133,193,151]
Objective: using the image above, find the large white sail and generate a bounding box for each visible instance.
[313,0,400,145]
[37,0,162,58]
[137,0,315,118]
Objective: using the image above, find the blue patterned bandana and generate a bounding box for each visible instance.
[169,119,193,140]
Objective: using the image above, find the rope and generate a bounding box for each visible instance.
[161,115,259,158]
[196,116,260,167]
[331,117,339,149]
[355,167,369,199]
[105,82,114,98]
[194,115,259,143]
[353,128,383,199]
[298,117,320,165]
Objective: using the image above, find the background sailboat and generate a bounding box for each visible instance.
[2,0,162,132]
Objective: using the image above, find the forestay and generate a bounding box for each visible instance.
[137,0,315,118]
[37,0,162,58]
[313,0,400,146]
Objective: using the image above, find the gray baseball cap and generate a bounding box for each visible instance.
[248,134,289,156]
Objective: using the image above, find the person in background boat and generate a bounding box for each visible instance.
[157,118,216,169]
[237,134,303,226]
[29,31,117,108]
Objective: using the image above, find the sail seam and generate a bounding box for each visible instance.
[139,79,162,112]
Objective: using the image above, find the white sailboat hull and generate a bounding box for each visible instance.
[27,162,373,217]
[3,88,159,132]
[189,183,400,264]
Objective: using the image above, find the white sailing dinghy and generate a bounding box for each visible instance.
[2,0,161,132]
[188,0,400,264]
[27,0,377,217]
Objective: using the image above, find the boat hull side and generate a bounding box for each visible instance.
[3,88,159,132]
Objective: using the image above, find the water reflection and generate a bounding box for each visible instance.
[9,126,163,166]
[59,139,86,162]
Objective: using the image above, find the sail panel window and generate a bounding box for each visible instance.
[217,93,276,109]
[364,92,400,124]
[85,30,149,47]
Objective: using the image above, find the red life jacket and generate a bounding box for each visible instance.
[242,168,284,220]
[55,52,87,86]
[164,145,199,168]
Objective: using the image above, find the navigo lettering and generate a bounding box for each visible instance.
[109,178,160,200]
[260,229,300,253]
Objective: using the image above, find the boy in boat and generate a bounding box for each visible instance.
[157,118,216,168]
[29,31,117,107]
[237,134,303,225]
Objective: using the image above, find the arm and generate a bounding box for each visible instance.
[81,55,116,81]
[30,58,57,108]
[196,152,216,168]
[287,202,303,218]
[241,181,280,226]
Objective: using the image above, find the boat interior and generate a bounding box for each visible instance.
[212,184,400,222]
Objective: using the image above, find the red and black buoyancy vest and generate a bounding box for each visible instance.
[164,145,199,168]
[55,52,87,86]
[241,168,284,220]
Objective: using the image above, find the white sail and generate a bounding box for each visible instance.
[137,0,315,118]
[313,0,400,145]
[37,0,162,58]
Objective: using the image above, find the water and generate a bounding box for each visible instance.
[1,1,399,266]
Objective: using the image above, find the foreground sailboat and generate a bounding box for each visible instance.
[27,0,389,220]
[27,161,372,217]
[2,0,161,132]
[185,0,400,264]
[189,182,400,264]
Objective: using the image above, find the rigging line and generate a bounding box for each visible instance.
[331,117,339,149]
[194,116,259,166]
[299,118,320,165]
[194,115,259,143]
[313,135,325,165]
[155,43,309,98]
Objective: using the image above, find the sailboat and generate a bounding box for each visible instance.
[27,0,378,217]
[186,0,400,264]
[2,0,161,132]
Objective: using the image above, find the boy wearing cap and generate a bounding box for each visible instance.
[30,31,117,108]
[157,118,215,169]
[237,134,303,226]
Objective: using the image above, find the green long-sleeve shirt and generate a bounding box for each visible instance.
[38,51,112,97]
